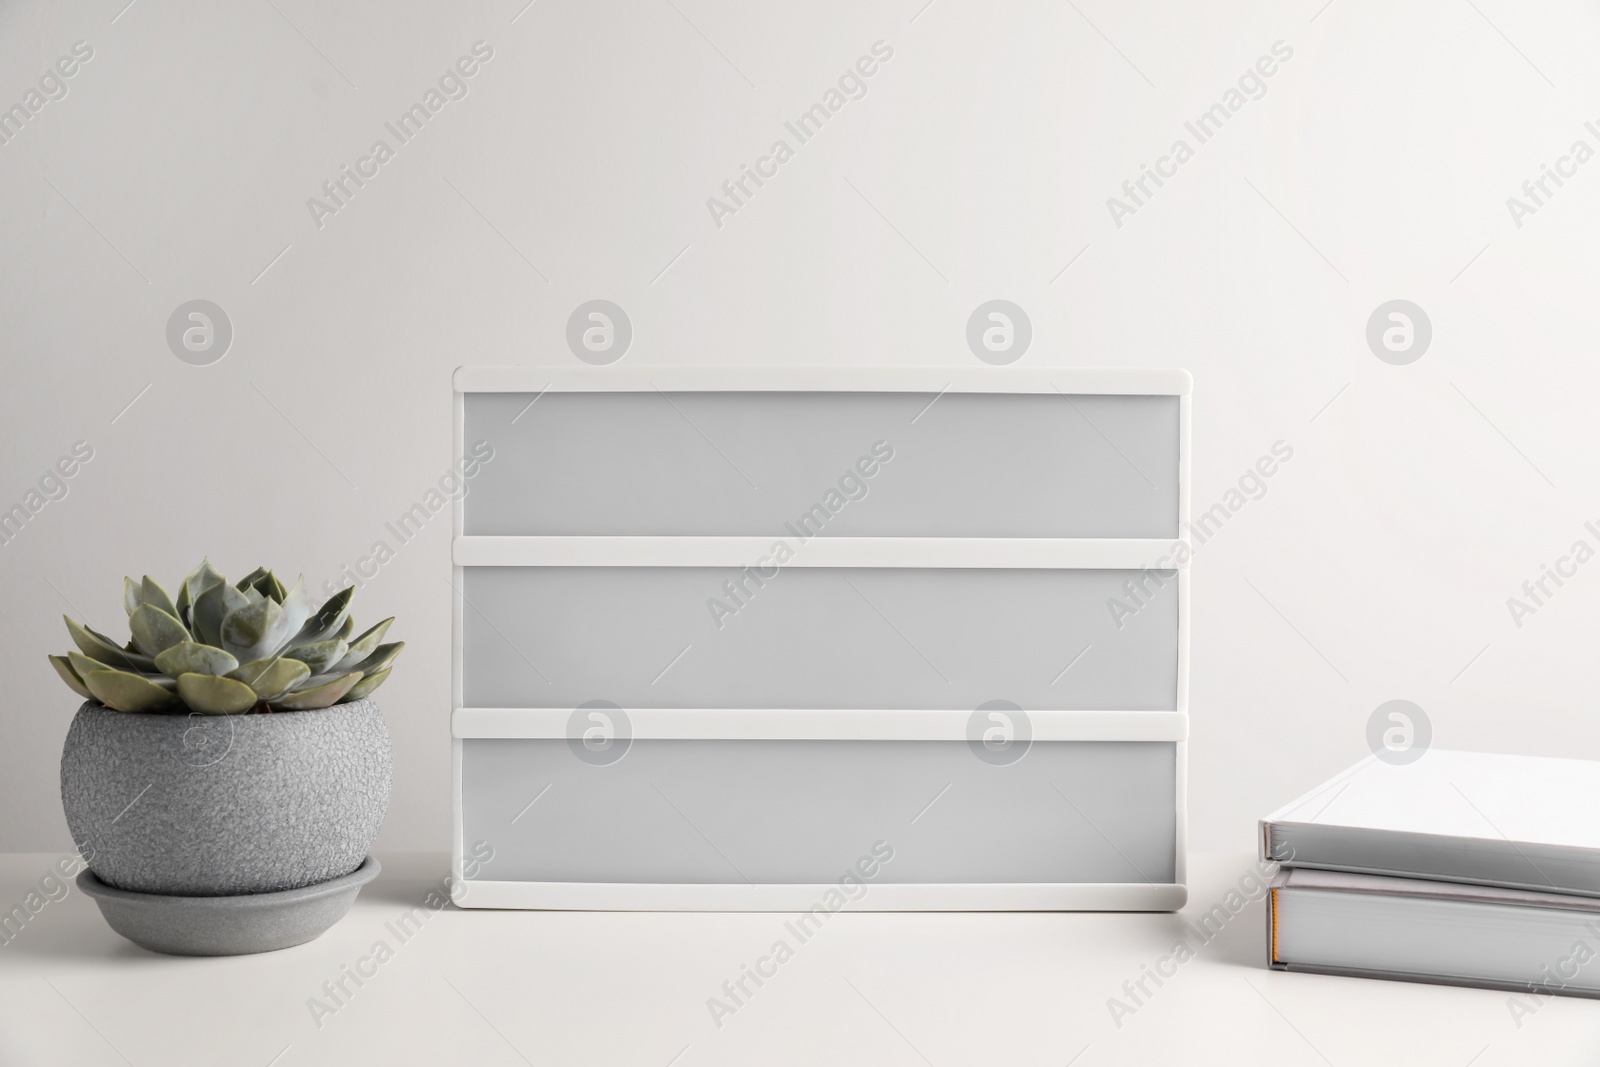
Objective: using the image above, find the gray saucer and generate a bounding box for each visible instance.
[78,856,380,956]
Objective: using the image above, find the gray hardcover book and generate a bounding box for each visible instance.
[1269,868,1600,999]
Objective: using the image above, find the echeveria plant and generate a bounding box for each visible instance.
[49,561,401,714]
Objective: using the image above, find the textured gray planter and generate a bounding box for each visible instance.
[60,698,391,896]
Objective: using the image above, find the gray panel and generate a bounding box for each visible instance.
[462,566,1178,710]
[462,739,1176,884]
[464,392,1178,537]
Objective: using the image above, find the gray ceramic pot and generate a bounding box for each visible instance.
[60,698,391,896]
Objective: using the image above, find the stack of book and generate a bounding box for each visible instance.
[1261,749,1600,999]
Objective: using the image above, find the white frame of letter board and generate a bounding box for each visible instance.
[450,366,1192,911]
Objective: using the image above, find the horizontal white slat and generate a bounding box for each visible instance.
[449,879,1186,911]
[453,535,1187,570]
[452,707,1188,741]
[453,365,1193,396]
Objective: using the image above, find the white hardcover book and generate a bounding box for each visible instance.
[1260,750,1600,897]
[1269,868,1600,999]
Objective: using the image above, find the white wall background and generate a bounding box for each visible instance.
[4,0,1599,856]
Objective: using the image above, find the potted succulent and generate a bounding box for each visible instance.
[50,560,401,956]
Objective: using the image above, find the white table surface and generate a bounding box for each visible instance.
[1,851,1595,1066]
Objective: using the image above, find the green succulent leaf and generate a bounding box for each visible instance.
[228,656,310,701]
[192,582,249,647]
[258,572,287,603]
[128,604,191,657]
[272,671,362,710]
[235,567,268,592]
[140,576,178,620]
[64,617,156,672]
[292,670,349,691]
[91,626,159,668]
[286,638,348,674]
[69,651,175,691]
[123,575,179,619]
[176,560,226,626]
[82,669,176,712]
[67,650,113,677]
[176,673,258,714]
[219,594,289,663]
[49,655,93,699]
[333,617,393,671]
[344,667,391,701]
[346,641,404,678]
[293,586,353,646]
[154,642,239,678]
[278,577,311,644]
